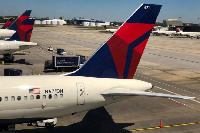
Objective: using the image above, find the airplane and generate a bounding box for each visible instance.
[1,18,13,29]
[104,25,117,33]
[177,30,200,39]
[152,27,179,36]
[0,18,37,61]
[0,4,195,132]
[0,10,32,39]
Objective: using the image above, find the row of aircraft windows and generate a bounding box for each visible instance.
[0,94,63,102]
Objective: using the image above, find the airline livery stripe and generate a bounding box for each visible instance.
[127,38,149,79]
[123,29,152,79]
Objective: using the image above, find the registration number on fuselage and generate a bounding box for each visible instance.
[45,89,63,94]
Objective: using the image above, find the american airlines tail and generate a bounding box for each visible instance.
[7,18,35,42]
[7,10,32,31]
[69,4,161,79]
[1,18,13,29]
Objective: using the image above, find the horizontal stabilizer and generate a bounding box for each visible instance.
[101,88,195,99]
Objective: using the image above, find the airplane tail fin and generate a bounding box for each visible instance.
[7,10,32,31]
[176,28,181,33]
[1,18,13,29]
[7,19,35,42]
[69,4,162,79]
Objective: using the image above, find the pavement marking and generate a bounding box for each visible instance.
[145,52,199,64]
[36,45,56,56]
[130,122,200,132]
[135,73,200,111]
[135,73,200,98]
[154,86,200,105]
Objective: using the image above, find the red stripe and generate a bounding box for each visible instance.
[107,23,154,79]
[127,38,149,79]
[107,35,129,78]
[27,31,32,42]
[17,25,33,41]
[115,23,154,44]
[4,21,12,28]
[16,16,29,27]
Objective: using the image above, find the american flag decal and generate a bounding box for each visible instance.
[29,88,40,94]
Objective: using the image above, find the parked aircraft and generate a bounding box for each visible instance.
[104,25,117,33]
[0,4,195,132]
[177,30,200,39]
[1,18,13,29]
[0,19,37,61]
[0,10,32,39]
[152,27,179,36]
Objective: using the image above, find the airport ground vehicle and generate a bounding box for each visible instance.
[48,46,53,51]
[27,118,57,128]
[57,48,66,55]
[36,118,57,127]
[4,68,22,76]
[44,55,80,72]
[2,54,15,62]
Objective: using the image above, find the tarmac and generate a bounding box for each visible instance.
[0,25,199,133]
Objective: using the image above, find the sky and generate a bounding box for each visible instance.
[0,0,200,23]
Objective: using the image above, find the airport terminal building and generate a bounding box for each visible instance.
[163,19,183,27]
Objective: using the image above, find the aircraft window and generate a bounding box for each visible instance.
[36,95,40,99]
[17,96,21,101]
[24,96,28,100]
[49,94,52,99]
[54,94,58,99]
[43,95,46,99]
[5,96,8,101]
[60,94,63,98]
[30,95,34,100]
[11,96,15,101]
[0,97,2,102]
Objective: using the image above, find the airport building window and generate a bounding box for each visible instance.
[43,95,46,99]
[54,94,58,99]
[17,96,21,101]
[11,96,15,101]
[5,96,8,101]
[49,94,52,99]
[24,96,28,100]
[30,95,34,100]
[36,95,40,99]
[0,97,2,102]
[60,94,63,98]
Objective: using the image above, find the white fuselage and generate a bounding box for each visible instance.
[0,29,15,39]
[0,40,37,54]
[0,75,152,120]
[178,31,200,37]
[105,29,117,33]
[152,30,176,35]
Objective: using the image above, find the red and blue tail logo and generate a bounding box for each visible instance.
[1,18,13,29]
[7,10,32,31]
[69,4,162,79]
[7,19,35,42]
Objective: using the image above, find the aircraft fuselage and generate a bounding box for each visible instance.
[0,41,37,54]
[0,76,152,122]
